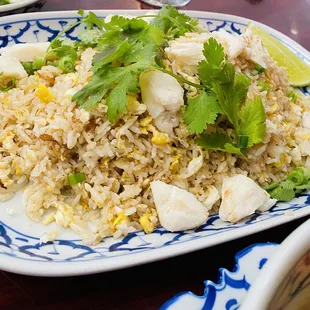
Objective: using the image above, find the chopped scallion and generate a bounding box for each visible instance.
[0,77,16,92]
[33,56,46,70]
[257,80,271,92]
[289,91,297,102]
[68,172,86,186]
[22,62,34,75]
[59,56,75,73]
[254,63,265,73]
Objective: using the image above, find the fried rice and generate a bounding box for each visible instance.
[1,19,310,245]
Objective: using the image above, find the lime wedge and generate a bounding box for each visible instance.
[248,22,310,87]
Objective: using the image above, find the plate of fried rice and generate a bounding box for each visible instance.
[1,7,310,276]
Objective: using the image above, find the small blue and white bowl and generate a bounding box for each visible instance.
[241,218,310,310]
[0,0,46,17]
[162,219,310,310]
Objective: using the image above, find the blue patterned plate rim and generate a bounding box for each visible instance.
[0,10,309,277]
[160,242,280,310]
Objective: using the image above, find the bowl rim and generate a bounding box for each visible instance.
[240,218,310,309]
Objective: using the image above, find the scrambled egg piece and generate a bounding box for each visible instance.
[152,132,170,145]
[110,212,127,229]
[273,154,287,168]
[54,203,74,227]
[40,231,57,244]
[127,95,146,115]
[15,165,22,176]
[36,84,55,103]
[42,213,56,225]
[0,131,14,143]
[140,116,153,127]
[139,210,155,234]
[169,149,182,172]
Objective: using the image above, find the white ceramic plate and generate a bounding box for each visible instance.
[0,10,310,277]
[0,0,45,16]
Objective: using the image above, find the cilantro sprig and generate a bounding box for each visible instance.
[36,7,201,122]
[151,5,200,39]
[72,14,165,121]
[184,38,266,156]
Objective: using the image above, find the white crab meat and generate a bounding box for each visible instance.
[219,175,277,223]
[154,111,180,135]
[242,28,270,68]
[0,42,50,62]
[165,42,205,67]
[150,180,208,232]
[300,140,310,156]
[179,150,204,179]
[203,186,220,211]
[0,56,27,81]
[140,70,184,119]
[302,111,310,129]
[212,30,246,60]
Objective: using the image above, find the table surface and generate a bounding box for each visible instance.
[2,0,310,309]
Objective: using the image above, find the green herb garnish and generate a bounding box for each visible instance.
[257,80,271,92]
[0,77,16,92]
[254,63,265,73]
[289,91,297,102]
[151,5,199,39]
[0,0,10,5]
[184,38,266,156]
[68,172,86,186]
[266,167,310,201]
[22,62,34,76]
[72,12,166,120]
[183,91,222,134]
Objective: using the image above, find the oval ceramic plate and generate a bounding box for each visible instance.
[161,243,280,310]
[0,0,46,16]
[0,10,310,277]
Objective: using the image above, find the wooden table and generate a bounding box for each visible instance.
[2,1,310,309]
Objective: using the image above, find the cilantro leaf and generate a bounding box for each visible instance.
[212,73,250,129]
[266,180,296,202]
[198,38,235,86]
[107,72,138,121]
[78,9,105,29]
[92,40,133,71]
[266,167,310,201]
[98,17,164,48]
[77,29,102,47]
[151,4,199,39]
[123,42,159,66]
[197,133,244,157]
[238,96,266,148]
[73,62,151,113]
[202,37,225,68]
[183,91,221,134]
